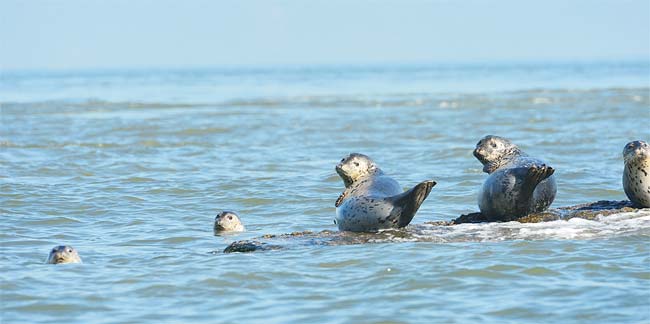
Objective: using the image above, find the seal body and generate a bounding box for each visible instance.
[46,245,82,264]
[474,135,556,221]
[623,140,650,208]
[214,211,245,233]
[334,153,436,232]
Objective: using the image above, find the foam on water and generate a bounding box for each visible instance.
[413,209,650,242]
[224,209,650,250]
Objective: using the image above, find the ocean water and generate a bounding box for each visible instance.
[1,61,649,323]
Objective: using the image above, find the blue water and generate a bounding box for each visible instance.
[1,61,649,323]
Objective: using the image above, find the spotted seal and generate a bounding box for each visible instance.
[473,135,556,221]
[334,153,436,232]
[214,211,245,233]
[623,140,650,208]
[46,245,82,264]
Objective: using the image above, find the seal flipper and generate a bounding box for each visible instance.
[335,191,347,207]
[386,180,436,227]
[511,165,554,214]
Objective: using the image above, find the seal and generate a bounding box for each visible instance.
[473,135,557,221]
[623,140,650,208]
[214,211,245,233]
[334,153,436,232]
[46,245,82,264]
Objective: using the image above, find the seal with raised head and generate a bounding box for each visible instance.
[214,211,245,233]
[334,153,436,232]
[623,140,650,208]
[473,135,557,221]
[46,245,82,264]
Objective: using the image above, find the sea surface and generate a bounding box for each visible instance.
[1,61,649,323]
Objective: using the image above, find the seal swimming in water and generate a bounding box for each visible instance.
[334,153,436,232]
[473,135,556,221]
[623,140,650,208]
[214,211,245,233]
[46,245,82,264]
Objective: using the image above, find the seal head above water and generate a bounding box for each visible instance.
[46,245,82,264]
[623,140,650,208]
[214,211,245,233]
[473,135,557,221]
[334,153,436,232]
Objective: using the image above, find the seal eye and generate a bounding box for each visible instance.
[68,249,72,253]
[228,215,233,220]
[340,158,345,162]
[491,143,497,148]
[354,162,359,167]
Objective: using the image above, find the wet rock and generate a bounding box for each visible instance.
[516,212,561,223]
[221,201,647,253]
[422,220,454,226]
[223,240,283,253]
[452,210,562,224]
[452,200,641,224]
[557,200,636,220]
[262,230,317,239]
[451,212,490,224]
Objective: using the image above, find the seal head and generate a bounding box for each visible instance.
[335,153,379,188]
[473,135,522,173]
[46,245,82,264]
[214,211,245,233]
[623,140,649,163]
[622,140,650,208]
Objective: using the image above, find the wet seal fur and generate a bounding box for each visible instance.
[623,140,650,208]
[214,211,245,233]
[46,245,82,264]
[473,135,557,221]
[334,153,436,232]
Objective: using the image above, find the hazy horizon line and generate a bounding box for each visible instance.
[3,57,649,75]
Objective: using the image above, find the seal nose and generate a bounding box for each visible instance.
[635,147,647,157]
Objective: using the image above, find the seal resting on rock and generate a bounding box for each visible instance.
[334,153,436,232]
[214,211,245,233]
[46,245,82,264]
[473,135,557,221]
[623,140,650,208]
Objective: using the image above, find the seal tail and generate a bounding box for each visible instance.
[388,180,436,227]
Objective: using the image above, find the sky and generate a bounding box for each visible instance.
[1,0,649,71]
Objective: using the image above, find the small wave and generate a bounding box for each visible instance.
[412,209,650,242]
[1,87,647,113]
[122,177,156,183]
[174,127,231,135]
[24,217,83,226]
